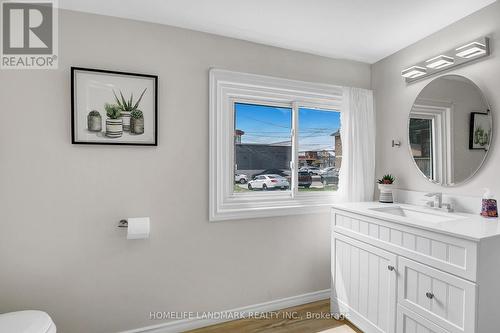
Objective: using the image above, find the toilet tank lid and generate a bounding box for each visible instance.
[0,310,56,333]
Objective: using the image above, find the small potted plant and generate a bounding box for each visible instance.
[377,174,395,203]
[130,110,144,135]
[113,88,147,132]
[105,103,122,138]
[87,110,102,132]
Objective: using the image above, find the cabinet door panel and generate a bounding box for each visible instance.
[397,305,450,333]
[332,233,397,333]
[398,257,476,333]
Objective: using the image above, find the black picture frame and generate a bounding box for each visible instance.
[469,111,491,150]
[71,67,158,146]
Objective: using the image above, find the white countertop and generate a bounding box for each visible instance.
[332,201,500,241]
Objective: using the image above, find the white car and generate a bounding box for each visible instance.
[319,167,335,175]
[299,166,321,175]
[235,173,248,184]
[248,174,290,190]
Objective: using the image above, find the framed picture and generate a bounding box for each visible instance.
[469,111,491,150]
[71,67,158,145]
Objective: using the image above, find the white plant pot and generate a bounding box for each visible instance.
[378,183,394,192]
[106,118,123,138]
[378,184,394,203]
[119,111,131,131]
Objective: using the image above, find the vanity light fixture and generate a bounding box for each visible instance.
[401,66,427,79]
[401,37,490,84]
[425,55,454,69]
[456,41,487,58]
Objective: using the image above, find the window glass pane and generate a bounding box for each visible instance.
[234,102,292,192]
[409,118,433,179]
[298,108,341,192]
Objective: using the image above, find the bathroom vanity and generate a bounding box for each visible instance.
[331,202,500,333]
[330,71,499,333]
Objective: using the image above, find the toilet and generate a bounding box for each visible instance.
[0,311,56,333]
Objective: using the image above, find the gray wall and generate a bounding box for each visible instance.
[372,1,500,196]
[0,10,370,333]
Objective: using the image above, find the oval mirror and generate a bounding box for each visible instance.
[408,75,492,186]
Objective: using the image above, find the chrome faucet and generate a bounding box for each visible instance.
[425,192,442,208]
[424,192,454,212]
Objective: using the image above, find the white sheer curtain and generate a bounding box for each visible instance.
[338,87,376,202]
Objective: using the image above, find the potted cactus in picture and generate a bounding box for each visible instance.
[105,103,123,138]
[113,88,147,132]
[377,174,395,203]
[87,110,102,132]
[130,110,144,135]
[474,126,489,147]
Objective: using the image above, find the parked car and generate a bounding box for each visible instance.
[320,170,339,185]
[252,169,291,179]
[319,166,335,175]
[234,173,248,184]
[248,174,290,190]
[298,171,312,188]
[299,166,321,175]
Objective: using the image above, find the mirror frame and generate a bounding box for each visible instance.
[406,74,493,187]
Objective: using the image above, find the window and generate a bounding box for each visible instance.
[297,108,340,192]
[210,69,343,221]
[410,100,453,184]
[234,102,292,193]
[409,118,434,179]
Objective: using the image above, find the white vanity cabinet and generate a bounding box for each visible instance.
[331,203,500,333]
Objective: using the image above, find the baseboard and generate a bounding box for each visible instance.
[119,289,330,333]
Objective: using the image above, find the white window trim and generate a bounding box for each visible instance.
[209,69,343,221]
[412,98,454,185]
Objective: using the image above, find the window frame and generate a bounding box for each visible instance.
[411,99,454,185]
[209,69,343,221]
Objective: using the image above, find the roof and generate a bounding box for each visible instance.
[330,130,340,137]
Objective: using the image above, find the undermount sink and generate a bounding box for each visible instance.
[369,206,461,223]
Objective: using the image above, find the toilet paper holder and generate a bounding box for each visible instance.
[118,219,128,228]
[118,217,150,239]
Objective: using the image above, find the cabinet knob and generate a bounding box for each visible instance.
[387,265,395,271]
[426,292,434,299]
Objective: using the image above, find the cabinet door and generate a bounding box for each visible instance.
[332,233,397,333]
[397,305,450,333]
[397,257,476,333]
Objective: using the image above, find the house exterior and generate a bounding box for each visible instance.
[235,143,291,171]
[298,150,334,168]
[234,129,245,144]
[331,130,342,170]
[234,129,338,176]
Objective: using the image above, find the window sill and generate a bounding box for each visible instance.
[209,193,339,221]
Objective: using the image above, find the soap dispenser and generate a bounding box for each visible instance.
[481,188,498,218]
